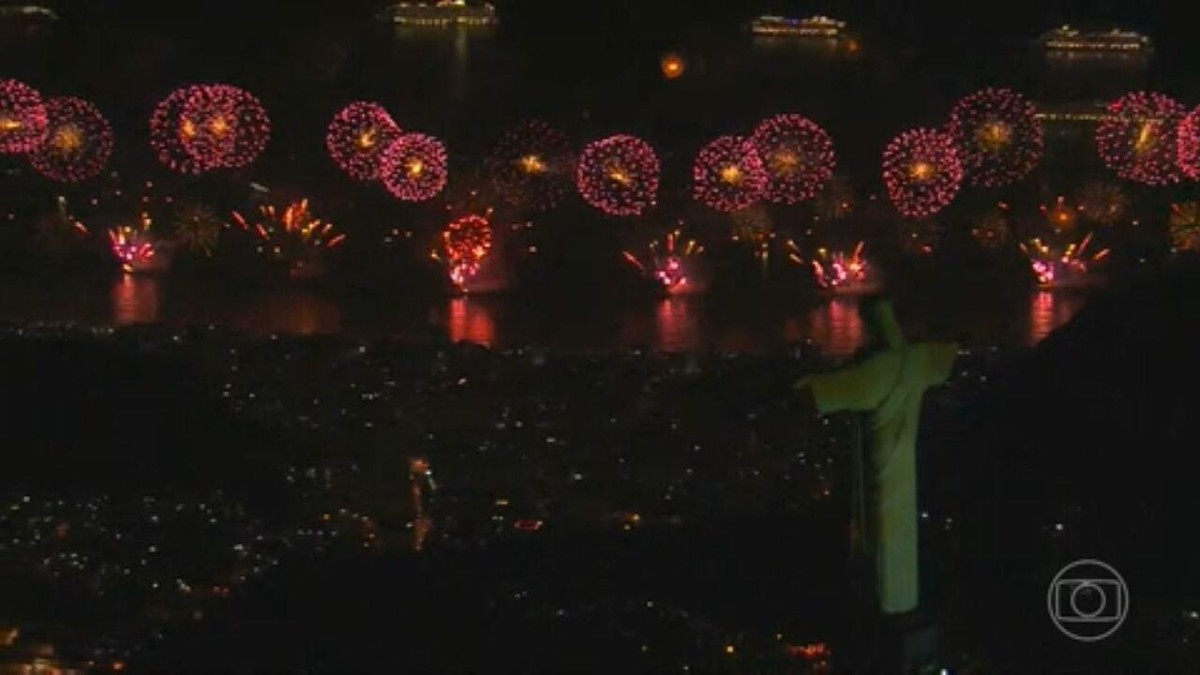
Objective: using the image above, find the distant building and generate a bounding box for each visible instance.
[378,0,497,27]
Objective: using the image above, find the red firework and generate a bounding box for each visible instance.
[750,114,836,204]
[622,229,703,294]
[1096,91,1187,186]
[946,87,1043,187]
[431,213,493,291]
[149,86,210,174]
[326,101,402,181]
[0,78,48,154]
[180,84,270,170]
[1178,106,1200,180]
[576,134,660,217]
[28,97,114,183]
[692,135,768,212]
[882,128,963,218]
[380,133,449,201]
[485,120,575,211]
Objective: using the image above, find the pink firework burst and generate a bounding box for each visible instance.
[1020,233,1110,288]
[750,114,836,204]
[149,86,210,175]
[431,213,493,292]
[882,128,963,218]
[946,87,1043,187]
[108,214,161,274]
[692,135,768,213]
[1096,91,1187,186]
[380,133,449,202]
[179,84,270,170]
[576,134,660,217]
[28,97,114,183]
[486,120,576,212]
[0,78,48,154]
[622,229,703,294]
[1177,106,1200,180]
[326,101,402,181]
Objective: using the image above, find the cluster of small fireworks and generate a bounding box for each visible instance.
[1020,234,1110,287]
[1077,181,1128,226]
[882,128,963,218]
[1177,105,1200,180]
[27,97,114,182]
[577,134,660,216]
[325,101,402,181]
[1042,196,1079,233]
[946,87,1043,187]
[173,204,224,256]
[786,240,874,292]
[1096,91,1186,186]
[971,211,1009,249]
[750,114,836,204]
[692,135,768,212]
[108,213,160,274]
[149,84,270,174]
[1169,203,1200,253]
[232,199,344,276]
[486,120,575,212]
[431,213,493,291]
[381,133,450,202]
[0,78,48,154]
[622,229,702,293]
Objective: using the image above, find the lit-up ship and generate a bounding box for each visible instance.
[750,14,846,38]
[379,0,497,27]
[1038,25,1152,55]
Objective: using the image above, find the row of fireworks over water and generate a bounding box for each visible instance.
[6,78,1200,220]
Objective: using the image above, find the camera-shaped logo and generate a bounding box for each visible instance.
[1047,559,1129,641]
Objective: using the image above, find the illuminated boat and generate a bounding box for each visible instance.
[1038,25,1152,54]
[750,14,846,38]
[379,0,497,27]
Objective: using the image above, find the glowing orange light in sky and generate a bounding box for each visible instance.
[719,164,742,184]
[661,53,685,79]
[910,161,935,181]
[519,154,546,174]
[52,125,83,151]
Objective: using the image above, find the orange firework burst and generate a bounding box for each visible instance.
[232,199,344,278]
[622,229,703,294]
[108,212,163,274]
[1169,203,1200,253]
[431,212,493,292]
[1020,233,1110,288]
[1041,196,1079,233]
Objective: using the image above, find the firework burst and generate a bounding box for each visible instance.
[108,212,164,274]
[1176,106,1200,180]
[946,87,1043,187]
[1020,233,1110,288]
[576,134,660,217]
[0,78,47,154]
[486,120,575,212]
[149,86,211,175]
[1077,181,1128,226]
[622,229,703,294]
[971,211,1009,249]
[786,240,877,293]
[431,212,494,292]
[232,199,345,278]
[692,135,767,213]
[1041,196,1079,233]
[326,101,402,181]
[179,84,271,170]
[28,97,114,183]
[1169,202,1200,253]
[173,203,224,256]
[750,114,836,204]
[381,133,449,202]
[882,128,963,219]
[814,176,855,222]
[730,205,774,262]
[1096,91,1187,186]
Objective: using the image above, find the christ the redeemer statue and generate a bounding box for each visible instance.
[794,295,958,617]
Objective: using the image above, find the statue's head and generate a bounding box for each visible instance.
[858,293,905,349]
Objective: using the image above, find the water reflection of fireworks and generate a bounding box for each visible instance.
[1020,233,1110,288]
[623,230,703,294]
